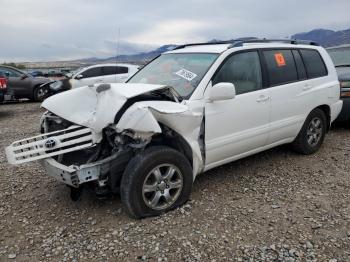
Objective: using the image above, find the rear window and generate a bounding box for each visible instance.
[292,50,307,80]
[102,66,129,76]
[102,66,117,76]
[117,66,128,74]
[299,49,327,78]
[263,50,298,86]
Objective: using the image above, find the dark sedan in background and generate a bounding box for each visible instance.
[0,65,51,102]
[328,45,350,122]
[0,72,7,102]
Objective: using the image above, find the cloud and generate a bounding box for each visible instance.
[0,0,349,61]
[127,19,210,45]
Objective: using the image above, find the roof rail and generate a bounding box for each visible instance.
[172,41,234,50]
[228,39,319,48]
[172,38,319,51]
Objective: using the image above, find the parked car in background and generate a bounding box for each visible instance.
[38,64,140,101]
[30,71,44,77]
[0,72,7,102]
[5,39,342,218]
[66,63,139,89]
[327,45,350,122]
[0,66,51,101]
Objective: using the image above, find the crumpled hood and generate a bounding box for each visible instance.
[41,83,171,132]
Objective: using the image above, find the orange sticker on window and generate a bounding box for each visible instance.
[274,53,286,67]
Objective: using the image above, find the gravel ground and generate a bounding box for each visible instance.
[0,102,349,262]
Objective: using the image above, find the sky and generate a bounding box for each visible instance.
[0,0,349,62]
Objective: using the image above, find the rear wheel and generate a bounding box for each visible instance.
[292,108,327,155]
[121,146,193,218]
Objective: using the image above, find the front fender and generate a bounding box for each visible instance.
[115,101,204,178]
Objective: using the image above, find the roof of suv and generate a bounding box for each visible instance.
[166,39,320,54]
[86,63,139,69]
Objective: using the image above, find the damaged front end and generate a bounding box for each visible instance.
[5,83,204,198]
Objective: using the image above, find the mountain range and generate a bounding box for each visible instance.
[84,28,350,64]
[291,28,350,47]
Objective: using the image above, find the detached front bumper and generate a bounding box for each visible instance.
[40,158,100,188]
[39,152,126,188]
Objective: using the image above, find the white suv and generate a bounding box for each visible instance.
[5,39,342,218]
[68,63,139,88]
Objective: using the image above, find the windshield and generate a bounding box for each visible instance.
[328,48,350,66]
[128,53,219,98]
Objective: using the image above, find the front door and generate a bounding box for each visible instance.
[205,51,270,168]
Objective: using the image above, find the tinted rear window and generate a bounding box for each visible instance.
[292,50,307,80]
[102,66,117,76]
[263,50,298,86]
[117,66,128,74]
[300,49,327,78]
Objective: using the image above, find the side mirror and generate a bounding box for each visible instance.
[75,74,83,80]
[209,82,236,101]
[20,74,28,80]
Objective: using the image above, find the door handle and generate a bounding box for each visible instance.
[256,95,270,102]
[303,83,313,91]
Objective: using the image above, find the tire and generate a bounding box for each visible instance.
[121,146,193,218]
[292,108,327,155]
[33,85,47,102]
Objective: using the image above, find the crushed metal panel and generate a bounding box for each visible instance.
[116,106,162,133]
[115,100,205,177]
[115,101,188,133]
[151,109,204,177]
[41,83,169,133]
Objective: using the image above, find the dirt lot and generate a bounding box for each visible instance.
[0,102,349,261]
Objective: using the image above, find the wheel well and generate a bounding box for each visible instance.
[147,125,193,168]
[316,105,331,131]
[32,84,42,98]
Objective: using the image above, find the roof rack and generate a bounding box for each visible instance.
[172,41,235,50]
[228,39,319,48]
[172,38,319,51]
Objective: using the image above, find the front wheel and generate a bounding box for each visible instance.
[121,146,193,218]
[33,85,48,102]
[292,108,327,155]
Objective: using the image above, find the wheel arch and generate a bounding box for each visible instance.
[32,83,43,100]
[315,104,331,132]
[147,124,194,169]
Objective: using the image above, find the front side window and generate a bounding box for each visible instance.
[128,53,219,98]
[212,51,262,95]
[80,67,102,78]
[300,49,327,78]
[263,50,298,86]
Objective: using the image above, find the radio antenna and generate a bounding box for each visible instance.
[115,27,120,82]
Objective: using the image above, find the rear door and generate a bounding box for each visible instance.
[205,51,271,167]
[263,49,310,144]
